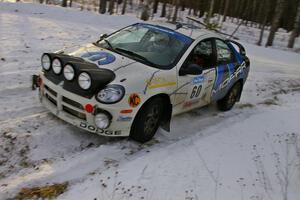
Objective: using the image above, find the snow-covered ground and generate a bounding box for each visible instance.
[1,2,300,200]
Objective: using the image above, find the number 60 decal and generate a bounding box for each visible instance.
[190,85,202,99]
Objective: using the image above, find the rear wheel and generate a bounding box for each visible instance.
[130,97,163,143]
[217,82,242,111]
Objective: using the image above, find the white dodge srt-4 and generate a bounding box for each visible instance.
[33,22,250,142]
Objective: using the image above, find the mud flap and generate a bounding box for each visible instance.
[160,103,172,132]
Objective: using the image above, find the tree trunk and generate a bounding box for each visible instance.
[257,0,268,46]
[266,0,288,47]
[161,2,167,17]
[205,0,215,24]
[153,0,159,14]
[99,0,107,14]
[108,0,115,15]
[69,0,73,7]
[288,4,300,48]
[121,0,127,14]
[217,0,224,22]
[222,0,230,22]
[61,0,67,7]
[172,0,179,23]
[141,2,150,21]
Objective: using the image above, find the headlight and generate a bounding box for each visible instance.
[78,72,91,90]
[95,113,110,129]
[52,58,62,74]
[96,85,125,104]
[63,64,75,81]
[41,54,51,70]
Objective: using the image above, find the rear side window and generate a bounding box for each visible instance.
[215,39,235,64]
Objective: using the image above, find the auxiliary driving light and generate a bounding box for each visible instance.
[41,54,51,70]
[52,58,62,74]
[63,64,75,81]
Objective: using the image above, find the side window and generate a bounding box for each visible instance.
[215,39,235,64]
[184,39,215,69]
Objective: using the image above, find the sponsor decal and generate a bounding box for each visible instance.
[140,24,193,44]
[117,116,133,122]
[147,77,176,89]
[81,51,116,65]
[128,93,141,108]
[183,99,199,108]
[212,63,246,95]
[192,75,206,85]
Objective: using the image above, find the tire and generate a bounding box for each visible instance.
[217,82,242,111]
[130,97,164,143]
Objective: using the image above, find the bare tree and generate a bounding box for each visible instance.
[266,0,288,47]
[288,4,300,48]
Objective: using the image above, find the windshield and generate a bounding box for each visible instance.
[96,23,193,69]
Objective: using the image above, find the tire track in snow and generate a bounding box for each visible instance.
[0,111,49,126]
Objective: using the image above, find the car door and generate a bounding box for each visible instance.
[211,38,240,101]
[173,38,217,114]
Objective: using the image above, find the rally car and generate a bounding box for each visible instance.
[33,22,250,143]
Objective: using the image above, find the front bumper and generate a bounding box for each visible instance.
[39,74,132,137]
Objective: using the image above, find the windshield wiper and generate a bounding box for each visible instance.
[93,39,115,51]
[103,39,114,50]
[115,48,155,67]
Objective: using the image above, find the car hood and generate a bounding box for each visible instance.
[61,43,160,92]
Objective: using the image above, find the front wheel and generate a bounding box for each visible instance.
[217,82,242,111]
[130,97,163,143]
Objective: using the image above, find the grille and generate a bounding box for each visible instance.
[62,96,84,110]
[45,85,57,97]
[63,106,86,120]
[43,84,86,121]
[45,93,57,106]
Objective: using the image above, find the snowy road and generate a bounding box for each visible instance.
[1,3,300,200]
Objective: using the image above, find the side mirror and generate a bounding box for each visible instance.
[99,33,108,40]
[179,64,203,76]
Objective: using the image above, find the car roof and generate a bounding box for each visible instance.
[146,20,225,40]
